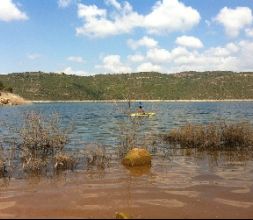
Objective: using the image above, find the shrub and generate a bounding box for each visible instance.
[0,160,4,177]
[222,122,253,147]
[0,81,4,91]
[54,152,76,170]
[83,144,111,169]
[5,87,13,93]
[0,146,7,178]
[19,112,70,173]
[163,121,253,150]
[116,116,142,158]
[22,158,47,174]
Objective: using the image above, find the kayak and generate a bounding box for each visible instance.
[130,112,156,117]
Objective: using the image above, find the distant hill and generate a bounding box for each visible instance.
[0,71,253,100]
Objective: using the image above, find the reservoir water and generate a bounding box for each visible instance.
[1,101,253,147]
[0,101,253,218]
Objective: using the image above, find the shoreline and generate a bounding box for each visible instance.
[32,99,253,103]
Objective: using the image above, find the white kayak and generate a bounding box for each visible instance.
[130,112,156,117]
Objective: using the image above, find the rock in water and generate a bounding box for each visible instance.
[115,212,130,219]
[122,148,151,167]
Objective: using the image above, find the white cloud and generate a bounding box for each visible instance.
[176,35,203,48]
[136,62,162,72]
[127,36,158,50]
[27,53,41,60]
[166,42,243,72]
[165,43,241,72]
[144,0,200,34]
[127,54,145,63]
[205,43,239,57]
[61,40,253,74]
[237,40,253,71]
[77,4,106,19]
[67,56,85,63]
[146,48,171,63]
[127,38,253,73]
[0,0,28,22]
[76,2,143,37]
[170,47,190,58]
[215,7,253,37]
[62,67,88,76]
[226,42,239,53]
[245,28,253,37]
[76,0,200,38]
[96,55,132,73]
[58,0,72,8]
[105,0,121,10]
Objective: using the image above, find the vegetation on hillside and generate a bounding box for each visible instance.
[0,80,3,90]
[0,80,13,93]
[0,71,253,100]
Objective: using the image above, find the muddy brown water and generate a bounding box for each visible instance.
[1,154,253,219]
[1,102,253,218]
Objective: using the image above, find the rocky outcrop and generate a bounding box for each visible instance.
[0,97,9,105]
[0,92,31,106]
[122,148,151,167]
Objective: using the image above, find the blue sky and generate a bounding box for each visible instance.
[1,0,253,75]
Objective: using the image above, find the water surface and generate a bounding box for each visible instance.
[0,102,253,218]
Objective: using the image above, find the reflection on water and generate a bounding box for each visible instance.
[125,165,151,177]
[0,102,253,218]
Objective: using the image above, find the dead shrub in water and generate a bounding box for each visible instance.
[0,145,16,178]
[0,160,4,178]
[114,101,158,158]
[163,122,253,150]
[54,153,76,170]
[83,144,111,169]
[117,120,139,158]
[0,146,4,177]
[116,109,153,157]
[221,122,253,147]
[22,158,47,174]
[19,112,72,174]
[113,101,142,158]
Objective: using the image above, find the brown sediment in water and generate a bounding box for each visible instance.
[0,156,253,219]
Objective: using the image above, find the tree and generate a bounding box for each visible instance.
[5,87,13,93]
[0,81,4,90]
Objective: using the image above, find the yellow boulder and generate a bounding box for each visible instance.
[122,148,151,167]
[115,212,130,219]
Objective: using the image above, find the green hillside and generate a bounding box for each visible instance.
[0,71,253,100]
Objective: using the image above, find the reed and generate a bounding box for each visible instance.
[163,121,253,150]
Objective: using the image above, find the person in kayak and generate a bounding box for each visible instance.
[137,103,145,114]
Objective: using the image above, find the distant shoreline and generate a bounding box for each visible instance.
[32,99,253,103]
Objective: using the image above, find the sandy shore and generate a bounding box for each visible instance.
[32,99,253,103]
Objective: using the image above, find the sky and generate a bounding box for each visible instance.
[1,0,253,75]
